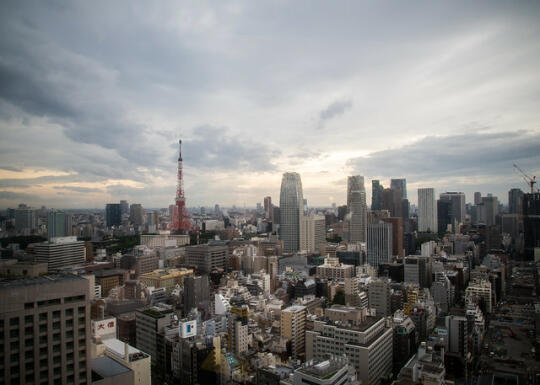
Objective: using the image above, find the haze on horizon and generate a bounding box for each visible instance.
[1,0,540,210]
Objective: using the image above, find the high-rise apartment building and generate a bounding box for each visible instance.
[347,175,367,243]
[439,192,466,226]
[105,203,122,228]
[508,188,524,215]
[279,172,304,253]
[371,180,383,210]
[367,222,393,268]
[281,305,306,359]
[391,178,407,200]
[32,236,85,272]
[418,188,437,233]
[229,307,249,356]
[0,274,91,385]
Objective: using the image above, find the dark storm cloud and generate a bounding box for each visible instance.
[348,130,540,179]
[184,125,279,172]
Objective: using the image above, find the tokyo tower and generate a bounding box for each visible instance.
[169,139,192,234]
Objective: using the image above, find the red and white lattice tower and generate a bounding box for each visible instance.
[169,139,192,234]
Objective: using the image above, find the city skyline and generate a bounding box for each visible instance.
[1,1,540,209]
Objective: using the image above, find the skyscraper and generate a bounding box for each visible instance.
[14,204,36,234]
[418,188,437,233]
[367,222,393,267]
[437,199,452,234]
[47,210,71,239]
[129,203,144,226]
[263,196,272,219]
[382,188,402,218]
[105,203,122,228]
[371,180,383,210]
[347,175,367,243]
[508,188,524,215]
[390,178,407,200]
[120,200,129,216]
[523,193,540,260]
[279,172,304,253]
[439,192,466,225]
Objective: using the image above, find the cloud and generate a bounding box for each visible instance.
[318,99,353,129]
[184,125,279,172]
[347,129,540,197]
[53,185,103,193]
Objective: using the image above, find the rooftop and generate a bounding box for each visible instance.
[91,356,131,378]
[0,273,86,290]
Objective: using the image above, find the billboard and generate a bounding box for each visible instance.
[91,317,116,339]
[180,320,197,338]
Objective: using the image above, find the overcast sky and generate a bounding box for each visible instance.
[1,1,540,209]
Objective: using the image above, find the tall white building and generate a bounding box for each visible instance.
[367,222,392,268]
[418,188,437,233]
[301,213,326,254]
[280,172,304,253]
[347,175,367,243]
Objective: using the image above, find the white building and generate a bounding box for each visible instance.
[418,188,437,233]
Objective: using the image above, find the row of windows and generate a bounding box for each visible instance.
[23,295,86,310]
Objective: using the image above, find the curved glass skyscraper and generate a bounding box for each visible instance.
[279,172,304,253]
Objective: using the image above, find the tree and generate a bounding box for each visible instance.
[332,290,345,305]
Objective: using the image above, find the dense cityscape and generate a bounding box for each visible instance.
[2,1,540,385]
[1,136,539,385]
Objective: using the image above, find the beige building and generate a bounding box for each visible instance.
[281,305,307,359]
[139,268,194,293]
[300,213,326,255]
[316,257,355,280]
[140,234,189,248]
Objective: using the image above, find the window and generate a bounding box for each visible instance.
[25,302,34,309]
[52,311,60,319]
[52,322,60,330]
[25,362,33,371]
[10,317,18,326]
[66,319,73,328]
[65,309,73,317]
[39,336,47,345]
[25,315,33,323]
[39,347,47,356]
[78,307,85,315]
[10,329,18,338]
[39,313,47,322]
[10,341,18,350]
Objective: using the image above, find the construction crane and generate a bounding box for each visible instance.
[513,164,537,193]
